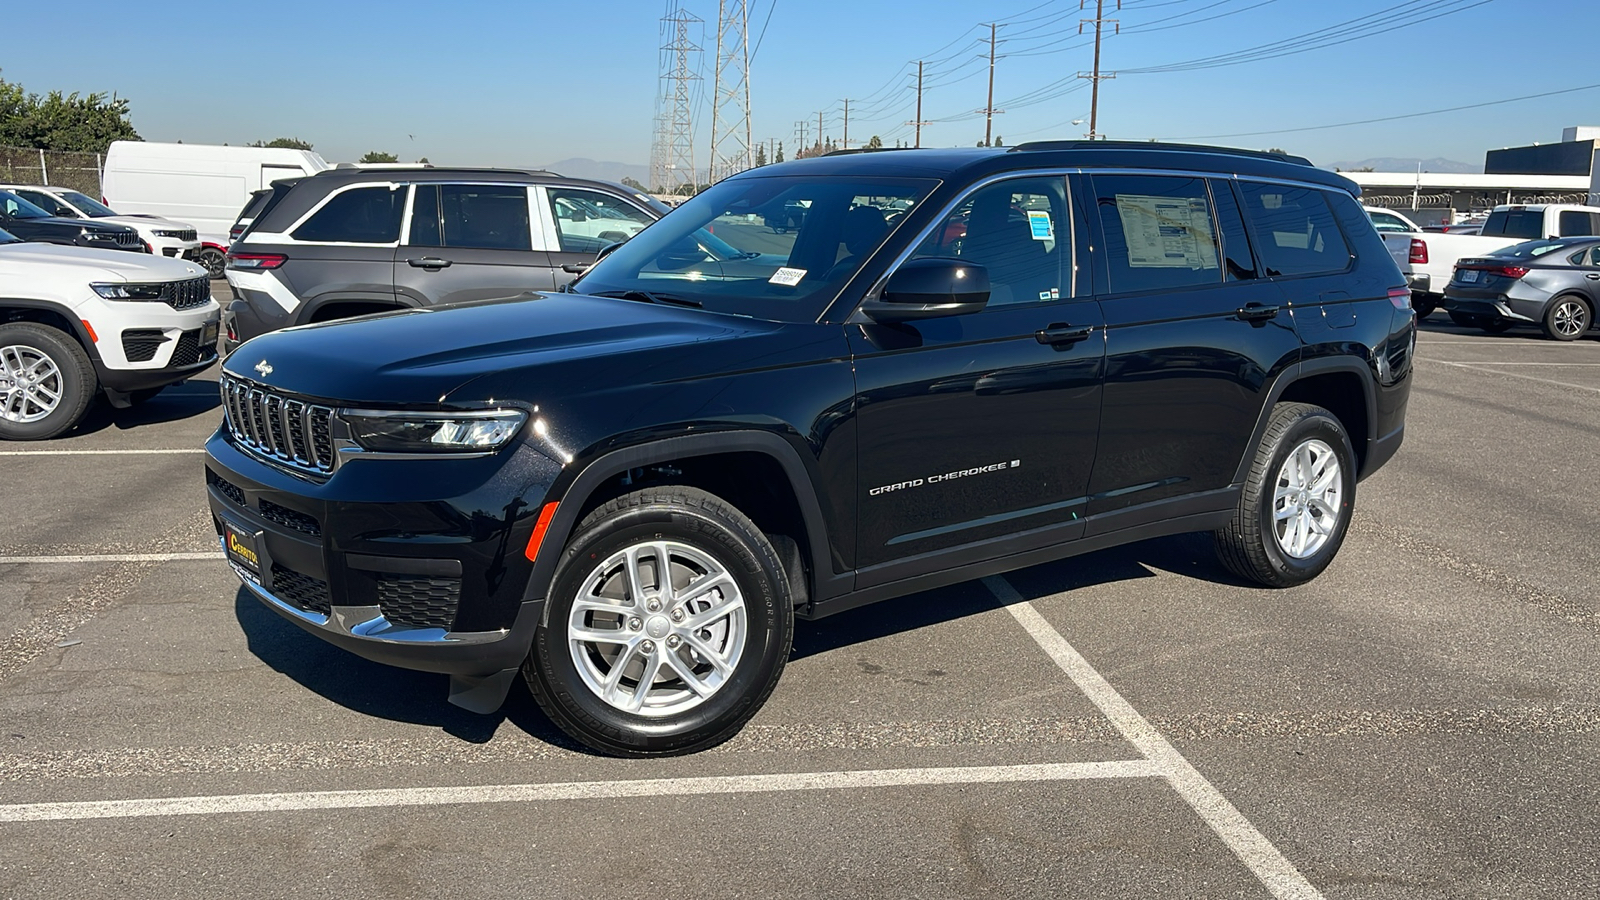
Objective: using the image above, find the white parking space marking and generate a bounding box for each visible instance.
[0,449,206,456]
[1427,360,1600,393]
[0,552,216,564]
[985,576,1325,900]
[0,760,1160,823]
[1421,361,1600,366]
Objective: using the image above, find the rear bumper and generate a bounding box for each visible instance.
[1404,273,1432,295]
[1441,294,1538,322]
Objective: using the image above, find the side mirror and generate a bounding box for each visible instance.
[571,209,588,222]
[860,257,990,322]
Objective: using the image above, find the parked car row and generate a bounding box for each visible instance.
[1441,236,1600,340]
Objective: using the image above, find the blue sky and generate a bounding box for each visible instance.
[4,0,1594,170]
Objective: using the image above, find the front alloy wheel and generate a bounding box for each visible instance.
[0,323,97,441]
[525,486,792,756]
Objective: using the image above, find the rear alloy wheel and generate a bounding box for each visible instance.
[1214,402,1356,587]
[525,486,792,756]
[1542,295,1591,341]
[0,323,97,441]
[195,247,227,279]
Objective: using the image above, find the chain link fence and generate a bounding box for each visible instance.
[0,145,104,196]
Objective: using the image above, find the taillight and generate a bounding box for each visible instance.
[226,252,287,270]
[1408,239,1428,265]
[1388,287,1411,310]
[228,226,243,241]
[1491,265,1529,279]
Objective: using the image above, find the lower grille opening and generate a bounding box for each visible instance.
[206,469,246,506]
[269,563,332,615]
[377,575,461,629]
[121,329,168,362]
[259,499,321,536]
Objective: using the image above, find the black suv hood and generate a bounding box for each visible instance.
[222,293,777,406]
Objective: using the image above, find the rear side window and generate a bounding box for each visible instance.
[440,184,531,250]
[1557,210,1600,237]
[408,184,442,246]
[1092,173,1222,294]
[1237,182,1351,277]
[291,186,404,243]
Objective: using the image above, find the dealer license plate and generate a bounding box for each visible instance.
[202,320,219,347]
[223,522,262,583]
[1460,269,1480,283]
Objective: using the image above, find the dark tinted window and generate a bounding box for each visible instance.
[0,191,51,220]
[1093,174,1221,294]
[910,176,1068,306]
[1211,180,1258,281]
[14,190,73,216]
[441,184,530,250]
[408,184,442,246]
[1557,210,1600,237]
[291,186,404,243]
[1481,209,1545,239]
[1237,182,1351,277]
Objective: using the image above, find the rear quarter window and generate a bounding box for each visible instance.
[291,185,405,243]
[1238,182,1352,277]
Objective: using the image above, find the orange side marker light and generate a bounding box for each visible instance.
[525,501,560,563]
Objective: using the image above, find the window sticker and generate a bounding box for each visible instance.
[768,266,807,286]
[1115,193,1219,269]
[1026,210,1054,241]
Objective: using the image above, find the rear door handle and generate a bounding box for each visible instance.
[561,263,592,274]
[406,257,452,269]
[1234,304,1280,322]
[1035,323,1094,346]
[1586,273,1600,281]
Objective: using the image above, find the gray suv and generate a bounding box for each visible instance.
[222,167,664,352]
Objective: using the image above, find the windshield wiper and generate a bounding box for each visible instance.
[591,289,703,309]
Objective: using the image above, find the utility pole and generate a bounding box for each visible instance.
[1076,0,1119,140]
[905,60,932,148]
[978,23,1004,147]
[840,98,851,150]
[817,110,825,153]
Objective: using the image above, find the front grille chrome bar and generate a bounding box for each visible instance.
[220,374,336,475]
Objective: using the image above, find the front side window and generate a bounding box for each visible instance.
[547,188,656,254]
[1368,212,1411,233]
[908,176,1068,306]
[59,191,118,217]
[291,185,405,243]
[1093,174,1222,294]
[14,190,74,217]
[1237,182,1352,277]
[578,174,936,322]
[0,191,52,220]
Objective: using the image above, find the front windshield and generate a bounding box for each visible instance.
[60,190,118,217]
[0,191,52,220]
[577,174,937,322]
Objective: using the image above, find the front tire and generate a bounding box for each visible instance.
[1214,402,1357,588]
[0,323,97,441]
[1542,295,1591,341]
[524,486,793,756]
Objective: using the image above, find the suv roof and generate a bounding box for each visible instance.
[294,166,565,187]
[758,143,1357,195]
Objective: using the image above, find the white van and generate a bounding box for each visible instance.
[101,141,331,242]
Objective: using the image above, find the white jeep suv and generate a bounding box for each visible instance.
[0,184,203,264]
[0,226,219,440]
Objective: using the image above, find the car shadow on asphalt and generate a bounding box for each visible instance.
[231,587,593,754]
[67,386,221,436]
[232,531,1240,750]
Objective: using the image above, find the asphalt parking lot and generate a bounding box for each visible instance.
[1,297,1597,899]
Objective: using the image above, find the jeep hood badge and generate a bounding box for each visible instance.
[255,360,273,377]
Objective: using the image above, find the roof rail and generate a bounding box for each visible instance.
[1008,140,1312,167]
[823,145,914,157]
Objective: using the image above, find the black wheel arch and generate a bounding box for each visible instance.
[1231,357,1378,485]
[520,430,848,622]
[0,298,105,374]
[294,293,418,326]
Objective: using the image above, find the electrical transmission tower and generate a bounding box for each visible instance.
[1077,0,1120,140]
[651,2,702,194]
[708,0,754,183]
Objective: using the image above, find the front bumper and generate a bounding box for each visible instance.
[204,428,561,676]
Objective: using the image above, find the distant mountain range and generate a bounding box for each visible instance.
[1325,157,1481,174]
[537,157,652,185]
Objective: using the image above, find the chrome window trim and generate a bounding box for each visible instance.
[849,168,1084,319]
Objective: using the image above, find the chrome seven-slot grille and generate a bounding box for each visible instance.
[161,277,211,310]
[221,374,336,474]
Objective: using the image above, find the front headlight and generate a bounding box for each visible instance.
[91,282,165,300]
[81,232,118,241]
[341,409,527,453]
[153,229,186,238]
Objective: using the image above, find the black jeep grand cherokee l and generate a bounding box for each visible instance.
[205,142,1413,756]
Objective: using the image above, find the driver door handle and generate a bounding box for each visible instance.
[561,263,592,274]
[1234,303,1280,322]
[1035,323,1094,346]
[406,257,452,269]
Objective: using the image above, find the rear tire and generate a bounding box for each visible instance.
[1213,402,1356,588]
[524,486,793,756]
[0,323,97,441]
[1542,295,1591,341]
[1411,294,1437,318]
[195,247,227,279]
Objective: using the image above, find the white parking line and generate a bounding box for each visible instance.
[0,449,206,456]
[0,759,1159,823]
[1420,361,1600,366]
[1428,359,1600,392]
[984,576,1325,900]
[0,553,217,564]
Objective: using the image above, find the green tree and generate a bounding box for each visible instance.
[358,150,399,163]
[0,72,139,152]
[754,143,767,166]
[620,176,646,191]
[418,157,431,165]
[249,137,314,150]
[775,141,784,163]
[866,135,883,150]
